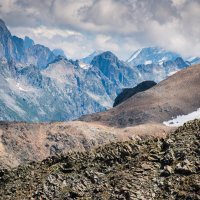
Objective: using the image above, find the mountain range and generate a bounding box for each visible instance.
[0,19,194,122]
[0,63,199,168]
[127,47,180,66]
[0,18,200,200]
[80,64,200,127]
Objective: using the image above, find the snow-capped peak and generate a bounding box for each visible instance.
[127,47,180,66]
[187,57,200,65]
[127,49,142,63]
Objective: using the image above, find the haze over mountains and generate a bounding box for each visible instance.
[0,19,196,122]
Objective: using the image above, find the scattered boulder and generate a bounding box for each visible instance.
[0,119,199,199]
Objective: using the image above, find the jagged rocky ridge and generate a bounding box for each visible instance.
[0,19,190,122]
[0,119,199,199]
[0,19,56,69]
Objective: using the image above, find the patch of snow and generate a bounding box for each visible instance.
[158,48,165,53]
[1,57,7,64]
[0,89,25,115]
[158,56,168,65]
[167,70,179,76]
[145,60,152,65]
[26,56,37,66]
[160,56,167,62]
[38,109,46,116]
[6,78,38,93]
[127,49,142,62]
[187,57,197,62]
[79,61,91,70]
[163,108,200,127]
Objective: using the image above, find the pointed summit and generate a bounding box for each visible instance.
[80,50,103,64]
[0,19,7,29]
[24,36,34,49]
[52,48,66,57]
[90,51,138,87]
[91,51,120,69]
[0,19,14,61]
[0,19,11,36]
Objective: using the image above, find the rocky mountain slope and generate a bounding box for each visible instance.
[133,57,189,83]
[0,119,199,199]
[0,19,190,122]
[0,120,171,168]
[80,64,200,127]
[113,81,157,107]
[0,51,139,122]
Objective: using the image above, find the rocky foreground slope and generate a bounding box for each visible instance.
[0,121,171,168]
[0,119,199,199]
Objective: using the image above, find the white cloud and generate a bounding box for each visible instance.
[172,0,187,7]
[95,34,119,52]
[1,0,200,59]
[32,26,82,39]
[0,0,17,13]
[9,26,87,59]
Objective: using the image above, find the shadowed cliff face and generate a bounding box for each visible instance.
[0,119,199,199]
[80,64,200,127]
[113,80,157,107]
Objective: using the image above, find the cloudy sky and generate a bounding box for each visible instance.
[0,0,200,60]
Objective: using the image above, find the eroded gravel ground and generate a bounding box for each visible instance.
[0,120,199,199]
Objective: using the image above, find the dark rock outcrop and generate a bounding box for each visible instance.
[113,81,157,107]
